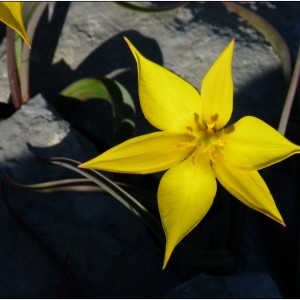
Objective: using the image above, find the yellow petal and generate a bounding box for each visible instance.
[125,37,203,133]
[79,132,195,174]
[201,39,234,130]
[221,116,300,170]
[0,2,30,47]
[158,154,217,268]
[212,158,284,225]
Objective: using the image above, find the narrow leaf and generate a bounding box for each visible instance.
[6,176,102,193]
[38,156,235,269]
[278,45,300,135]
[223,2,291,82]
[117,2,188,12]
[7,175,158,209]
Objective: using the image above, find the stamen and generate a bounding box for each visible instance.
[197,141,206,151]
[192,155,196,165]
[209,148,218,162]
[186,126,193,135]
[216,138,225,147]
[206,122,215,135]
[207,122,215,129]
[211,114,219,123]
[193,113,203,132]
[186,112,225,164]
[177,142,195,150]
[177,142,188,150]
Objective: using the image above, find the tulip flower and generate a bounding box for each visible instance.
[80,38,300,268]
[0,2,30,47]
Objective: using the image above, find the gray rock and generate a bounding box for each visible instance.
[0,95,179,298]
[164,272,282,298]
[36,2,289,125]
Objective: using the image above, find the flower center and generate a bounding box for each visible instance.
[195,129,225,163]
[178,113,225,163]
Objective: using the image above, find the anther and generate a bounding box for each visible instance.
[209,150,218,162]
[193,113,203,132]
[186,126,193,135]
[207,122,215,129]
[206,122,216,134]
[177,141,195,150]
[177,142,189,150]
[216,138,225,147]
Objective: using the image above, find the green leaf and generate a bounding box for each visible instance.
[59,77,136,144]
[60,78,112,102]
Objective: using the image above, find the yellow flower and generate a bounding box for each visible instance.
[80,38,300,268]
[0,2,30,47]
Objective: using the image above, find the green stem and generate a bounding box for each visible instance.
[19,2,49,103]
[6,27,22,109]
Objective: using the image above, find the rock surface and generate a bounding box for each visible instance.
[0,95,179,298]
[0,1,299,298]
[164,272,282,298]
